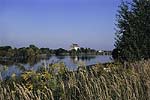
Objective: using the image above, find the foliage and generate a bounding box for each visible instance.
[0,45,52,60]
[40,48,53,55]
[69,48,99,56]
[1,60,150,100]
[0,45,107,61]
[54,48,68,56]
[113,0,150,61]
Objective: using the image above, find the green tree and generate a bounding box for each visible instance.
[55,48,68,56]
[27,48,35,57]
[18,47,28,58]
[112,0,150,61]
[69,49,77,56]
[40,48,51,55]
[0,46,12,57]
[29,45,38,50]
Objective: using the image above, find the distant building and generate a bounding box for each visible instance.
[70,44,80,50]
[98,50,103,53]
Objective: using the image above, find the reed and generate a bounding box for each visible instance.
[0,60,150,100]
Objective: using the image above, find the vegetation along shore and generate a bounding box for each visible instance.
[0,0,150,100]
[0,60,150,100]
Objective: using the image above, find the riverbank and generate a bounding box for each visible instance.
[0,59,150,100]
[0,55,112,79]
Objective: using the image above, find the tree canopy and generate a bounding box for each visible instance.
[112,0,150,61]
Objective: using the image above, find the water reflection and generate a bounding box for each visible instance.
[0,55,112,79]
[0,56,46,66]
[56,56,65,60]
[70,56,96,64]
[0,55,111,68]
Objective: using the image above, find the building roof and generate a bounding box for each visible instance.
[71,44,79,47]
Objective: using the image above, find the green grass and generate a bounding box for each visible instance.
[0,60,150,100]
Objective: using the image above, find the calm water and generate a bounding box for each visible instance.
[0,55,112,79]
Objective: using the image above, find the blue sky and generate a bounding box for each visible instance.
[0,0,121,50]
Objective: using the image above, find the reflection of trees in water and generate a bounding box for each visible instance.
[17,57,39,66]
[0,57,40,73]
[0,56,51,66]
[79,56,96,61]
[70,56,96,64]
[0,56,52,78]
[56,56,65,60]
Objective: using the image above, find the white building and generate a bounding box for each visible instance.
[98,50,103,53]
[70,44,80,50]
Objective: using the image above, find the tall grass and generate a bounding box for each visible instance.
[0,60,150,100]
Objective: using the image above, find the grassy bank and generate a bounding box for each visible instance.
[0,60,150,100]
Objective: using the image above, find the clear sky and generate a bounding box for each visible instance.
[0,0,121,50]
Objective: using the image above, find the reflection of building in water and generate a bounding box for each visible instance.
[70,56,85,66]
[70,56,81,65]
[70,56,78,64]
[70,44,80,50]
[74,56,78,62]
[70,56,96,66]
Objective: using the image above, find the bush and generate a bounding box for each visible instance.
[0,60,150,100]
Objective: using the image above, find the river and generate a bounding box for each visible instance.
[0,55,112,79]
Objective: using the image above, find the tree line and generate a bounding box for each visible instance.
[0,45,111,59]
[0,45,52,59]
